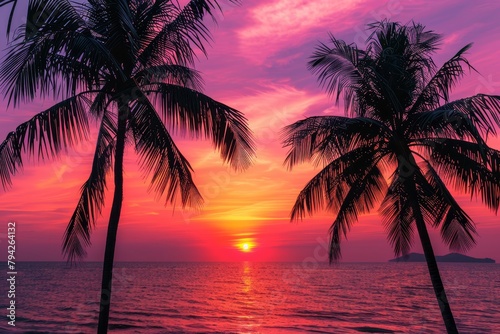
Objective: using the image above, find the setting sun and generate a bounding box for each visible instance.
[235,238,256,253]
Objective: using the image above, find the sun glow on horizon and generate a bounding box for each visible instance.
[235,237,256,253]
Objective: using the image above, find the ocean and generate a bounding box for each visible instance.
[1,262,499,333]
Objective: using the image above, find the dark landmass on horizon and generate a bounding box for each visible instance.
[389,252,496,263]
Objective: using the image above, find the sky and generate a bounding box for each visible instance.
[0,0,499,262]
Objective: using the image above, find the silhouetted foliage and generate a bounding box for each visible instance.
[0,0,17,36]
[283,21,500,334]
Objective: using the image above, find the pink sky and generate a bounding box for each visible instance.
[1,0,500,262]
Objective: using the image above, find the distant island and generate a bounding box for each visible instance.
[389,252,496,263]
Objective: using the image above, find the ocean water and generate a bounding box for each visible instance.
[1,262,499,333]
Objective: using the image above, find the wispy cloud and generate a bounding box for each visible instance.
[237,0,364,63]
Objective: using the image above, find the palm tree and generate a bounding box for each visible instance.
[282,21,500,334]
[0,0,254,333]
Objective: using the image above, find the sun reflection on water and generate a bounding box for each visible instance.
[242,261,252,294]
[237,261,260,332]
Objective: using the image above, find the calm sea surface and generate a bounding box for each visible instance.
[1,262,499,333]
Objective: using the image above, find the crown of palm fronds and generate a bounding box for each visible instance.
[283,20,500,262]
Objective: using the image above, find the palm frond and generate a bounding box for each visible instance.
[405,21,442,58]
[406,107,488,146]
[88,87,112,119]
[134,65,203,90]
[283,116,350,168]
[308,36,363,112]
[380,176,415,256]
[328,162,387,262]
[328,222,343,263]
[291,143,386,262]
[131,0,183,66]
[290,146,379,221]
[129,96,203,208]
[0,0,17,36]
[137,0,237,67]
[420,138,500,211]
[422,162,477,252]
[63,113,116,262]
[49,54,105,94]
[0,95,90,189]
[24,0,84,38]
[414,171,455,232]
[131,0,176,42]
[0,130,21,190]
[144,83,255,170]
[282,116,388,168]
[437,94,500,137]
[165,0,236,56]
[411,44,474,113]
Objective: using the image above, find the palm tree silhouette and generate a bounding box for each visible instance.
[282,21,500,334]
[0,0,254,333]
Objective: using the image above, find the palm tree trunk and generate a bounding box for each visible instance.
[411,195,459,334]
[97,107,128,334]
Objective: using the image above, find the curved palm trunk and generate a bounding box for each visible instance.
[97,108,128,334]
[410,190,459,334]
